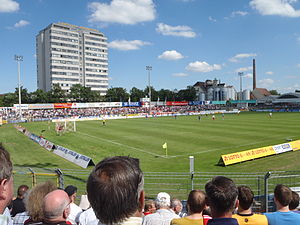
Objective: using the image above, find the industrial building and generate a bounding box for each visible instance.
[193,79,238,101]
[36,22,108,95]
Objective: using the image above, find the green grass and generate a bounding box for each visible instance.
[1,111,300,173]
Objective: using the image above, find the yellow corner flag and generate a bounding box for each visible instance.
[162,142,168,157]
[162,142,167,149]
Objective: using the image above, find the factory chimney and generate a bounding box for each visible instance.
[253,59,256,90]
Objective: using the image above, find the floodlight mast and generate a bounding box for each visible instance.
[15,55,23,120]
[146,66,152,114]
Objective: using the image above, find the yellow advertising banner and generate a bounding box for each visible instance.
[290,140,300,151]
[221,146,276,166]
[220,139,300,166]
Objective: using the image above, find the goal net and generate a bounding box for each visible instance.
[54,120,76,135]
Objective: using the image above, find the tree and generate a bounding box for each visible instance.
[269,90,280,95]
[105,87,129,102]
[2,93,17,107]
[14,86,30,104]
[30,89,48,103]
[130,87,145,102]
[48,83,67,103]
[144,86,158,101]
[157,89,175,102]
[175,86,196,101]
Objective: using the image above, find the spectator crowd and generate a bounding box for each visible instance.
[1,145,300,225]
[0,105,222,122]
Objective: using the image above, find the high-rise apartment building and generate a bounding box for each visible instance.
[36,22,108,95]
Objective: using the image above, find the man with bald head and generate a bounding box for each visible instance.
[42,190,71,225]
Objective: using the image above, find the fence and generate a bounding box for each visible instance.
[12,167,300,212]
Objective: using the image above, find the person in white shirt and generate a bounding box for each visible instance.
[64,185,82,225]
[78,208,98,225]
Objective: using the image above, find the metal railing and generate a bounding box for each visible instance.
[12,167,300,212]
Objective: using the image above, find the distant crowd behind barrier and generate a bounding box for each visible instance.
[0,101,225,123]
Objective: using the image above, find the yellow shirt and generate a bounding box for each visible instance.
[233,213,268,225]
[171,217,204,225]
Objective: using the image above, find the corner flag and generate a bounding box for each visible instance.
[162,142,168,157]
[162,142,167,149]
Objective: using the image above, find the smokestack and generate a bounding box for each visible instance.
[253,59,256,90]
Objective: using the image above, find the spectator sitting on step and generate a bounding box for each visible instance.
[21,181,57,225]
[87,156,145,225]
[143,200,156,216]
[232,185,268,225]
[289,191,300,213]
[11,185,29,217]
[205,176,239,225]
[41,190,71,225]
[142,192,179,225]
[171,190,209,225]
[171,198,186,218]
[264,184,300,225]
[64,185,82,225]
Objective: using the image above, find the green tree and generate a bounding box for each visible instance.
[48,84,66,103]
[14,86,30,104]
[176,86,196,101]
[144,86,158,101]
[129,87,145,102]
[157,89,175,102]
[2,93,17,107]
[105,87,129,102]
[269,90,280,95]
[30,89,48,103]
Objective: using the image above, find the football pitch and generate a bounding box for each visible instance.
[1,111,300,173]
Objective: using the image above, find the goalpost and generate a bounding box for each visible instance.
[53,119,76,135]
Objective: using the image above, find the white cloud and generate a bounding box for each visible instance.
[186,61,222,73]
[0,0,19,13]
[235,66,252,73]
[229,53,257,62]
[231,11,248,17]
[108,40,151,50]
[266,71,274,75]
[244,73,253,78]
[14,20,30,28]
[158,50,184,61]
[250,0,300,17]
[88,0,156,25]
[258,78,274,87]
[156,23,196,38]
[172,73,189,77]
[208,16,217,22]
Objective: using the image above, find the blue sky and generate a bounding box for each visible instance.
[1,0,300,94]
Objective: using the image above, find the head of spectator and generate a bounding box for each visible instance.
[17,185,29,199]
[171,198,183,215]
[187,190,206,215]
[43,190,70,223]
[274,184,292,211]
[87,156,144,225]
[236,185,254,213]
[24,180,57,223]
[0,143,13,214]
[11,184,29,217]
[289,191,300,211]
[64,185,77,203]
[155,192,171,210]
[144,200,156,215]
[205,176,238,218]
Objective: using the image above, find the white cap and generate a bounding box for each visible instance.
[156,192,170,204]
[79,194,90,210]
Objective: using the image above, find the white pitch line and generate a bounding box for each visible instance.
[168,135,298,158]
[77,131,166,158]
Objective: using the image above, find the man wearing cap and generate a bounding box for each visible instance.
[64,185,82,225]
[142,192,179,225]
